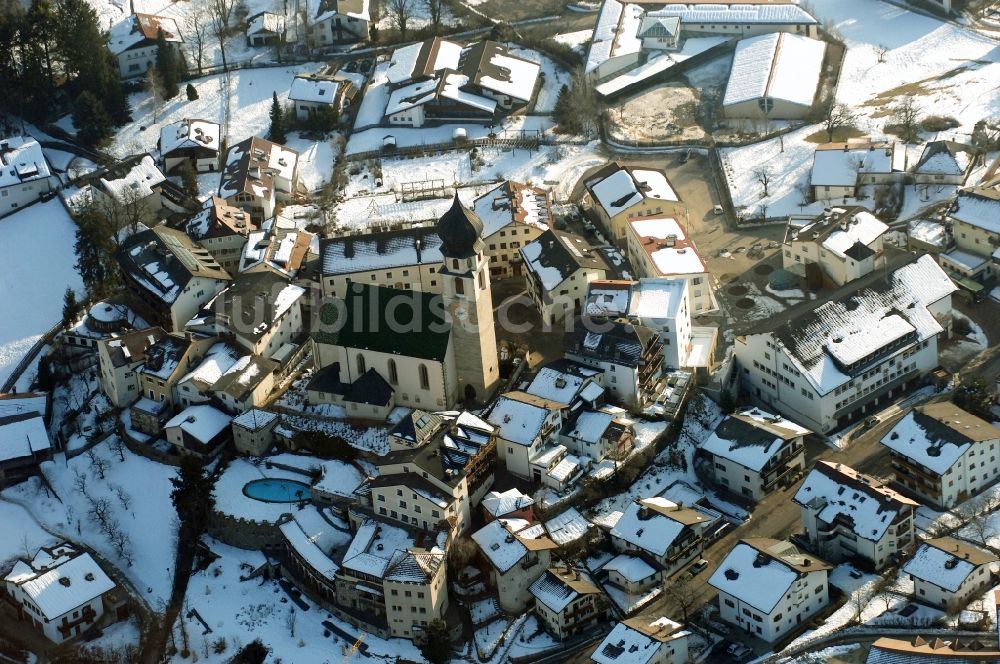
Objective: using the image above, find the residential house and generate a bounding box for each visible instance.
[486,391,566,482]
[521,229,611,325]
[185,271,305,360]
[334,519,448,640]
[624,216,717,314]
[118,226,231,331]
[591,616,690,664]
[583,163,683,246]
[362,411,496,535]
[701,407,809,502]
[107,13,182,79]
[708,538,830,643]
[866,636,1000,663]
[164,403,232,458]
[564,318,663,412]
[481,488,535,522]
[218,137,299,223]
[0,414,53,488]
[881,402,1000,509]
[473,180,552,278]
[185,196,256,274]
[597,554,665,615]
[586,0,819,83]
[90,154,172,225]
[794,461,917,570]
[586,279,718,374]
[903,538,997,613]
[561,407,635,465]
[306,364,396,421]
[722,33,826,121]
[158,119,221,174]
[783,207,889,287]
[530,567,606,640]
[231,408,279,456]
[305,0,370,45]
[130,332,216,433]
[97,327,167,408]
[911,140,974,186]
[472,518,558,613]
[810,141,906,201]
[3,543,119,643]
[945,187,1000,284]
[246,11,286,46]
[241,213,318,280]
[0,136,55,216]
[289,73,358,123]
[383,39,541,127]
[734,254,957,433]
[524,359,606,410]
[609,497,713,576]
[210,355,278,413]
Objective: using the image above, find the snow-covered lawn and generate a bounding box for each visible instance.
[345,115,554,155]
[284,132,338,192]
[108,64,322,159]
[3,439,179,605]
[174,539,428,663]
[553,30,593,53]
[0,200,83,386]
[0,500,58,568]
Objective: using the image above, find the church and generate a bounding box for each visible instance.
[311,196,500,410]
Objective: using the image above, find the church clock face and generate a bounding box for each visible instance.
[452,303,468,323]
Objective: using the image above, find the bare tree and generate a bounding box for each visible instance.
[114,484,133,512]
[110,436,126,462]
[891,97,921,143]
[100,184,149,246]
[424,0,444,29]
[875,44,888,63]
[822,100,858,142]
[386,0,412,39]
[146,64,166,124]
[663,577,699,623]
[209,0,237,71]
[87,449,109,480]
[848,581,876,625]
[184,9,211,75]
[87,496,112,529]
[754,166,772,197]
[73,468,88,496]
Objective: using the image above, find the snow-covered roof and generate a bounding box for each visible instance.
[486,391,560,446]
[723,32,825,109]
[811,142,900,187]
[602,554,658,583]
[819,211,889,259]
[708,539,828,614]
[629,217,707,275]
[107,13,182,55]
[482,488,534,518]
[279,516,339,580]
[524,360,602,405]
[472,519,554,573]
[312,459,365,497]
[385,73,497,117]
[545,507,592,546]
[289,75,342,104]
[321,227,443,276]
[5,548,115,620]
[903,538,996,592]
[474,48,541,104]
[306,0,370,25]
[159,119,220,156]
[247,11,285,36]
[592,617,688,664]
[914,141,971,176]
[0,136,51,188]
[473,181,551,238]
[231,408,278,431]
[793,461,916,542]
[529,567,600,613]
[940,248,989,272]
[564,409,618,445]
[907,219,948,249]
[588,166,678,219]
[746,254,956,395]
[219,137,298,201]
[165,404,232,443]
[0,393,47,419]
[610,497,710,557]
[880,403,1000,476]
[0,415,51,462]
[949,188,1000,234]
[177,343,243,391]
[521,230,609,294]
[341,518,437,579]
[97,155,165,202]
[701,407,808,472]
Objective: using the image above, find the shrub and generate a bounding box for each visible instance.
[921,115,959,132]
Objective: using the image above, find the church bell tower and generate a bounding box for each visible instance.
[437,194,499,404]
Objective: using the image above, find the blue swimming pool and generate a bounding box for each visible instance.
[243,478,312,503]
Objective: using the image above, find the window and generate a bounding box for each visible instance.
[724,598,735,608]
[419,364,430,389]
[455,277,464,295]
[388,359,398,385]
[356,354,366,374]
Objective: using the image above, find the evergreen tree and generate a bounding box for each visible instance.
[170,455,216,546]
[72,91,113,146]
[420,620,451,664]
[267,91,287,144]
[553,84,580,134]
[180,160,199,199]
[186,82,199,101]
[61,288,79,326]
[155,27,179,98]
[73,202,119,294]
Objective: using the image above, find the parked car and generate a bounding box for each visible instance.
[713,204,724,215]
[689,559,709,576]
[726,643,753,661]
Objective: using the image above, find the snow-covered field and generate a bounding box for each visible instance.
[0,200,83,386]
[3,439,179,604]
[0,500,58,568]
